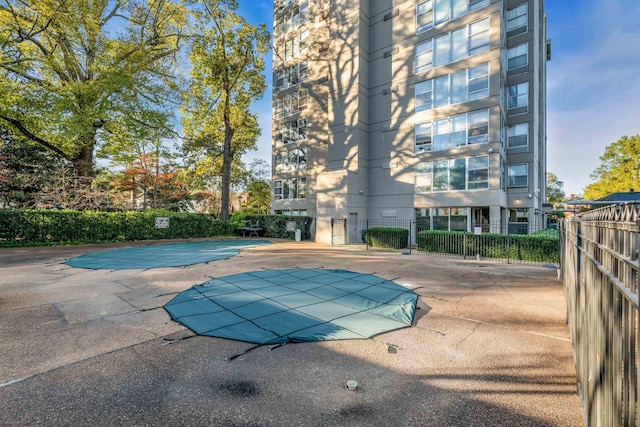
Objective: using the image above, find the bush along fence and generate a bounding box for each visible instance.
[0,209,314,247]
[331,218,559,265]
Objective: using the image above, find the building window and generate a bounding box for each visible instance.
[415,39,433,73]
[468,19,490,56]
[415,80,433,111]
[467,109,489,144]
[415,121,432,152]
[415,162,433,192]
[507,82,528,110]
[467,155,488,189]
[282,30,308,62]
[275,177,307,199]
[416,1,433,33]
[280,118,308,144]
[298,177,307,198]
[275,0,309,36]
[274,88,308,119]
[274,61,308,92]
[414,108,488,153]
[417,0,489,34]
[507,42,528,70]
[276,209,308,216]
[275,147,307,172]
[415,155,489,192]
[420,18,489,72]
[508,163,528,186]
[274,180,283,199]
[507,2,528,36]
[507,122,528,148]
[416,63,489,112]
[422,207,469,231]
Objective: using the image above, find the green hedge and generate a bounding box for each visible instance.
[0,210,314,247]
[366,227,409,249]
[416,230,559,263]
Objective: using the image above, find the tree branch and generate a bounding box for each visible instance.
[0,115,71,161]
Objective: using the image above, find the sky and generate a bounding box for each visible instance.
[237,0,640,197]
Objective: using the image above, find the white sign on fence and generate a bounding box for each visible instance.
[155,217,170,229]
[474,227,482,235]
[286,221,296,232]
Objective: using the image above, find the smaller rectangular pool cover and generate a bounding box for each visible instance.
[164,269,418,345]
[64,240,271,270]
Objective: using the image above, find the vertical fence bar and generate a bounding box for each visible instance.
[561,203,639,427]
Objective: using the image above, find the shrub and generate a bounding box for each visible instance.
[366,227,408,249]
[0,210,314,247]
[416,230,559,263]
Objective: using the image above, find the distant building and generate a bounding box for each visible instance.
[271,0,550,243]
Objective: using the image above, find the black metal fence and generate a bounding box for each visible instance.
[330,218,559,265]
[560,203,639,426]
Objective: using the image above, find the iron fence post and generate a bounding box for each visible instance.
[507,222,511,264]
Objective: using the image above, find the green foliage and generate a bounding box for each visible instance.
[230,211,247,228]
[0,211,314,247]
[366,227,409,249]
[0,209,235,247]
[0,0,187,177]
[416,230,559,263]
[584,135,640,199]
[243,180,271,214]
[181,0,270,221]
[546,172,566,204]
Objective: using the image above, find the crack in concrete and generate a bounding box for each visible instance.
[455,322,481,349]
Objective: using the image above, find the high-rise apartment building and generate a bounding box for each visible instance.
[271,0,549,244]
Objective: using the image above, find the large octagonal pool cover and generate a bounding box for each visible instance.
[164,269,418,344]
[65,240,271,270]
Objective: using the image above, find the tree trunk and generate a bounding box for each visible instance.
[220,91,235,221]
[220,124,234,221]
[71,144,95,178]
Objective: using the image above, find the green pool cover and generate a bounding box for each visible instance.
[65,240,271,270]
[164,269,418,344]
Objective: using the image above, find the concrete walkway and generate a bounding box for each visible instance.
[0,240,583,426]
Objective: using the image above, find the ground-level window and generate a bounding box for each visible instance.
[416,207,468,231]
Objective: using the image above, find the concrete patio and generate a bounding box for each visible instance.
[0,240,583,426]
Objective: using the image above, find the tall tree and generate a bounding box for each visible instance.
[181,0,269,220]
[546,172,565,204]
[0,0,186,178]
[584,135,640,199]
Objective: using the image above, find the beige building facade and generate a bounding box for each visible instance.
[271,0,549,244]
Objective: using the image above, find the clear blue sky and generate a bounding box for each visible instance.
[238,0,640,197]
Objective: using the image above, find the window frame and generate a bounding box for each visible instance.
[507,163,528,187]
[419,18,489,73]
[507,2,528,34]
[507,42,528,70]
[416,1,434,34]
[415,155,489,193]
[507,122,529,148]
[415,63,489,112]
[507,82,529,110]
[414,108,488,153]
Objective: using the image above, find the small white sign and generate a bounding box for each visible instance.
[286,221,296,232]
[155,217,170,229]
[474,227,482,235]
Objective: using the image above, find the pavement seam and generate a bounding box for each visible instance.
[434,311,571,342]
[0,330,191,388]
